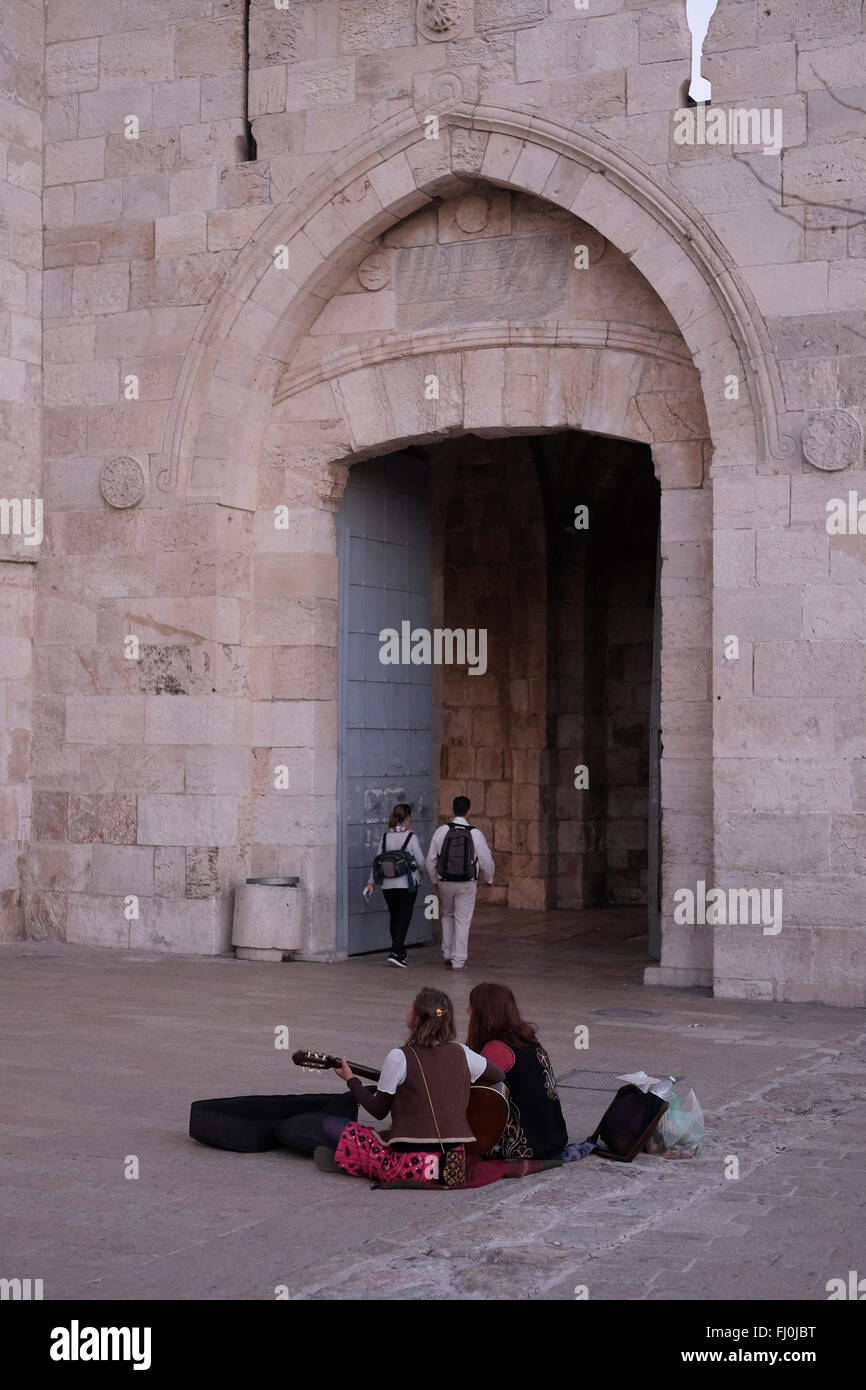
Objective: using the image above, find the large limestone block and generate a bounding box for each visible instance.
[78,84,154,137]
[30,844,92,893]
[809,929,866,1007]
[91,843,155,895]
[830,813,866,874]
[715,810,830,873]
[153,76,200,127]
[45,138,105,186]
[66,894,130,948]
[66,695,145,744]
[715,697,835,759]
[137,794,238,846]
[714,476,790,530]
[339,0,415,54]
[804,585,866,641]
[174,18,244,77]
[155,211,208,257]
[99,29,175,88]
[755,640,866,696]
[132,895,226,954]
[715,757,851,814]
[252,795,333,847]
[715,586,803,641]
[45,38,100,95]
[71,261,129,315]
[144,695,238,746]
[67,793,137,844]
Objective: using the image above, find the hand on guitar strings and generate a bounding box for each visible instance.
[334,1057,355,1081]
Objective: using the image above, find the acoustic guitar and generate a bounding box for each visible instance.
[292,1048,508,1158]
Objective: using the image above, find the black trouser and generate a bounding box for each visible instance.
[274,1089,374,1155]
[383,888,417,959]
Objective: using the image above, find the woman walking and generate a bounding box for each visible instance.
[363,802,424,967]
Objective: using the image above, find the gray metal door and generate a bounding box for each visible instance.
[647,525,662,960]
[336,453,433,956]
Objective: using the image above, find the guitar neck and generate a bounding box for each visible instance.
[347,1061,380,1082]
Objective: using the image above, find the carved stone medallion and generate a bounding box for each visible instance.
[428,71,464,102]
[802,410,863,472]
[455,195,491,233]
[100,456,146,508]
[417,0,470,43]
[357,252,391,291]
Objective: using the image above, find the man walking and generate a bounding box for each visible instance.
[425,796,495,970]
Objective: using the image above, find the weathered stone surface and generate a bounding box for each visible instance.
[395,232,568,328]
[67,794,137,844]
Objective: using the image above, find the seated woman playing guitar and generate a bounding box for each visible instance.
[327,986,505,1184]
[466,982,568,1160]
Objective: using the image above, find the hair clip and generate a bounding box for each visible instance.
[435,1007,443,1016]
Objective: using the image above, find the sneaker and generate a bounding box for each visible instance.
[314,1146,341,1173]
[451,963,465,970]
[387,953,406,968]
[443,957,452,968]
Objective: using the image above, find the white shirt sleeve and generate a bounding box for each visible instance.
[471,828,495,884]
[425,825,446,881]
[408,833,425,883]
[376,1048,407,1094]
[459,1043,489,1083]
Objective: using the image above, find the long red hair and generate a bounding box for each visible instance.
[466,982,538,1052]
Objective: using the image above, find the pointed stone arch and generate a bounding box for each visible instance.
[154,99,785,987]
[159,101,793,506]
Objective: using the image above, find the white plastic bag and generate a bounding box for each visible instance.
[647,1087,704,1158]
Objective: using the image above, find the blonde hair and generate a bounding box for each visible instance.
[405,987,455,1048]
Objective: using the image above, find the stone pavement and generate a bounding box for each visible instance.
[2,907,864,1301]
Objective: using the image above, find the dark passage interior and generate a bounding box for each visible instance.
[423,430,660,918]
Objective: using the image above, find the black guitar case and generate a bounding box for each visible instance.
[189,1095,303,1152]
[189,1089,365,1153]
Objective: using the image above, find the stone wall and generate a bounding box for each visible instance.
[6,0,864,1001]
[0,0,42,941]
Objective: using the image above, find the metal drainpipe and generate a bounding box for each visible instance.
[243,0,258,161]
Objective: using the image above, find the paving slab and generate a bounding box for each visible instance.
[1,906,864,1301]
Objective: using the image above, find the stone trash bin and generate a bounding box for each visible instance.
[232,877,301,962]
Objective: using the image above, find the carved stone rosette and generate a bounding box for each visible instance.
[417,0,471,43]
[802,410,863,472]
[100,456,146,508]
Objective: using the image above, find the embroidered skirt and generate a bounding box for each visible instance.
[333,1122,562,1189]
[334,1122,450,1184]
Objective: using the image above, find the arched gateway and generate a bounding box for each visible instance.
[29,104,812,999]
[156,102,781,990]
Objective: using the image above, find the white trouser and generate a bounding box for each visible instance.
[438,881,478,968]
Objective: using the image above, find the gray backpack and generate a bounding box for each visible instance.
[372,833,416,885]
[436,823,476,882]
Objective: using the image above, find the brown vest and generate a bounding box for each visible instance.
[389,1043,473,1144]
